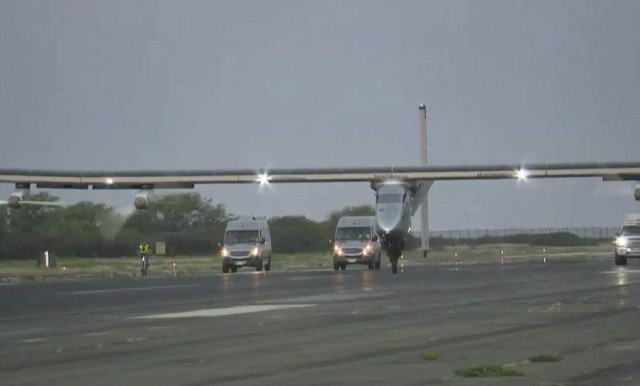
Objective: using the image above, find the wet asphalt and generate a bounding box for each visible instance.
[1,256,640,386]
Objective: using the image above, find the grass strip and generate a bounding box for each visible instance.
[454,365,524,377]
[0,243,613,281]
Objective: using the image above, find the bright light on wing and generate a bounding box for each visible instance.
[256,172,274,194]
[106,177,114,185]
[257,173,270,185]
[516,168,529,181]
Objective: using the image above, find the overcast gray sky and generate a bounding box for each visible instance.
[1,0,639,230]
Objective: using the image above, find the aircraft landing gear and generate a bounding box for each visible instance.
[388,250,401,274]
[390,257,399,273]
[383,235,404,274]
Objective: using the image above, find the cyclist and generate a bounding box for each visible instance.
[138,241,151,276]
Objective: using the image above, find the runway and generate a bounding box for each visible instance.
[2,257,640,385]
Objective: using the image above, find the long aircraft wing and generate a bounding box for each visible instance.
[1,162,639,189]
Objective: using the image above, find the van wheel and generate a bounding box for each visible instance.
[368,261,374,270]
[265,256,271,271]
[333,261,340,271]
[256,263,263,272]
[340,263,347,271]
[222,265,230,273]
[375,256,381,270]
[231,266,238,273]
[615,253,627,266]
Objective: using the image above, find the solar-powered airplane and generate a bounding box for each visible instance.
[2,105,640,273]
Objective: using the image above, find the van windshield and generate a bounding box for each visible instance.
[225,230,260,244]
[336,227,371,241]
[621,226,640,236]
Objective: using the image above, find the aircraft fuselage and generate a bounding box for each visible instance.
[375,182,412,272]
[375,182,411,235]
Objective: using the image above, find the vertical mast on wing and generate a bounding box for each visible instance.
[418,104,433,257]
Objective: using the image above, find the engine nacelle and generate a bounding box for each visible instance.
[7,191,24,209]
[635,187,640,201]
[133,191,151,210]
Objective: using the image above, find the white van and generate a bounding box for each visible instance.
[332,216,381,271]
[614,214,640,266]
[221,217,272,273]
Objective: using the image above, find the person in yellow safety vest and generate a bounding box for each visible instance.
[138,241,151,266]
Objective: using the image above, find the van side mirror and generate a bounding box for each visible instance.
[372,235,378,242]
[260,238,266,245]
[217,242,223,248]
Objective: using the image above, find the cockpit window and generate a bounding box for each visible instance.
[225,230,260,244]
[620,226,640,236]
[377,194,403,203]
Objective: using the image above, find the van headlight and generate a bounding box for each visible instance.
[334,245,342,256]
[221,247,229,257]
[251,246,259,256]
[363,244,373,255]
[616,237,628,247]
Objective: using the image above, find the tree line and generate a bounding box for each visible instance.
[0,192,402,259]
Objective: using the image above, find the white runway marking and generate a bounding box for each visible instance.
[146,326,171,330]
[58,284,197,295]
[274,293,388,303]
[20,338,49,343]
[82,332,112,337]
[601,269,640,274]
[134,304,315,319]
